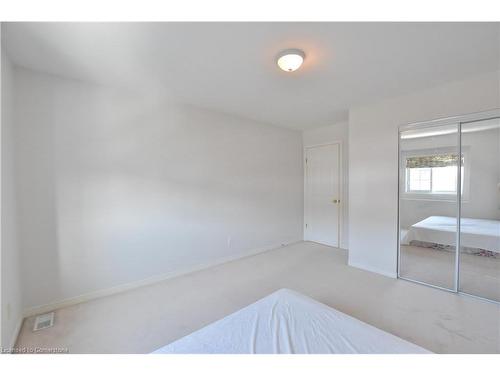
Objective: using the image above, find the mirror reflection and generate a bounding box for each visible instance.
[459,118,500,302]
[399,116,500,303]
[399,124,458,290]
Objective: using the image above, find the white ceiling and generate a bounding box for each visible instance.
[3,22,499,130]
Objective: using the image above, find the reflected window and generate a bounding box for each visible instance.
[402,149,466,199]
[407,167,431,191]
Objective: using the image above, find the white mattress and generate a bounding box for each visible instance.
[152,289,430,354]
[406,216,500,253]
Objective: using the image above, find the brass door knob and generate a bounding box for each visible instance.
[332,199,340,204]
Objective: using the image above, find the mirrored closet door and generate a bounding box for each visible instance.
[398,109,500,303]
[459,117,500,302]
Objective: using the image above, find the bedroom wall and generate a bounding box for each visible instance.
[13,67,304,312]
[399,127,500,229]
[302,121,349,249]
[348,70,500,277]
[1,46,23,348]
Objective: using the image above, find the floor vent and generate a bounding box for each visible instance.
[33,312,55,331]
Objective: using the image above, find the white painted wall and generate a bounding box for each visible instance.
[348,71,500,277]
[303,122,349,249]
[1,46,23,347]
[13,67,304,311]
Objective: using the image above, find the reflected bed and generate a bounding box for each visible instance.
[405,216,500,254]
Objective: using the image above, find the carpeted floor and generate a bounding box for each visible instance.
[15,241,500,354]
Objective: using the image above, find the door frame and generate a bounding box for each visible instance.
[304,141,343,248]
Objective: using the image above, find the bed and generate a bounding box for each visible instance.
[152,289,430,354]
[405,216,500,254]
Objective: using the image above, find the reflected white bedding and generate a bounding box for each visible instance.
[152,289,429,354]
[407,216,500,253]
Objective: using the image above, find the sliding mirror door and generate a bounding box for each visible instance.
[459,117,500,302]
[399,124,459,290]
[399,110,500,304]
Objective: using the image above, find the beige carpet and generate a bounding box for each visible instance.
[15,241,500,353]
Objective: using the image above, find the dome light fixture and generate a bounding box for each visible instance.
[276,49,305,72]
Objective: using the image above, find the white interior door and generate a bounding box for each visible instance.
[305,143,341,247]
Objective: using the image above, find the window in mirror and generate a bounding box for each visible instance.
[402,148,467,199]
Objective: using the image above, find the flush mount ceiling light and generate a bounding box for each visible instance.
[276,49,305,72]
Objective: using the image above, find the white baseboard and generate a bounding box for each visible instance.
[23,239,303,318]
[348,260,397,279]
[304,240,348,252]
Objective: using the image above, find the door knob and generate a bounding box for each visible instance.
[332,199,340,204]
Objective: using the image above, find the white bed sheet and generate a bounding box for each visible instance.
[152,289,430,354]
[407,216,500,253]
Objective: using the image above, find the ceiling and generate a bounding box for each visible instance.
[2,22,499,130]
